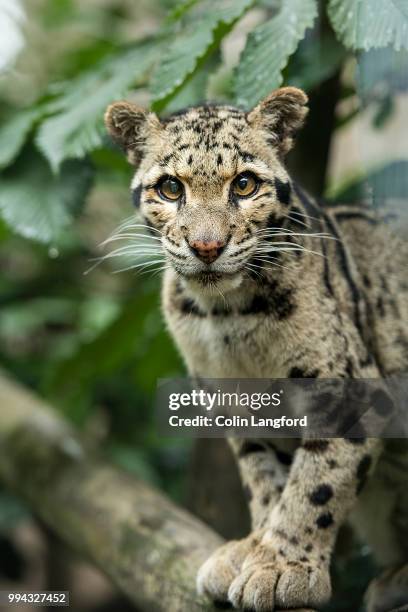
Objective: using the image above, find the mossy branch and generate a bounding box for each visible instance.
[0,371,222,611]
[0,371,318,612]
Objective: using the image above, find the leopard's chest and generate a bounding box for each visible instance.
[165,306,287,378]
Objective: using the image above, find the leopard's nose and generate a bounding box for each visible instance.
[189,239,226,264]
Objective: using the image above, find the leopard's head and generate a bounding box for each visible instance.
[105,88,308,292]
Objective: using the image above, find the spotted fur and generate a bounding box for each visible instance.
[105,87,408,611]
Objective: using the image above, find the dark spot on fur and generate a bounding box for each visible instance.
[132,185,142,207]
[217,153,223,166]
[289,367,319,378]
[300,556,309,562]
[302,439,330,453]
[262,493,271,506]
[310,484,334,506]
[328,459,338,469]
[275,178,291,206]
[240,282,295,319]
[266,212,283,230]
[316,512,334,529]
[241,294,269,315]
[212,305,232,316]
[345,358,354,377]
[160,153,174,167]
[239,150,255,162]
[223,335,230,345]
[180,298,205,317]
[356,454,372,494]
[305,544,313,553]
[290,536,299,545]
[305,527,313,535]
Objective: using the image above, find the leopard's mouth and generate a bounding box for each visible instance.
[195,271,225,285]
[175,267,246,296]
[181,269,241,284]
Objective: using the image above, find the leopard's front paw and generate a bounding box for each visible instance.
[196,531,263,604]
[228,543,331,611]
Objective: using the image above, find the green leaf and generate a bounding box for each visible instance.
[286,33,346,91]
[165,0,200,24]
[0,108,39,170]
[0,146,93,243]
[150,0,254,109]
[328,0,408,52]
[234,0,318,108]
[163,49,220,114]
[163,62,210,113]
[36,42,158,171]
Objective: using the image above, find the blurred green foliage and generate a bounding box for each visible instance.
[0,2,407,606]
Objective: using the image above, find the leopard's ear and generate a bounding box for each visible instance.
[104,101,161,165]
[247,87,308,156]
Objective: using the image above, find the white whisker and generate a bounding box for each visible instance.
[256,229,334,240]
[249,258,292,272]
[288,209,322,223]
[285,214,309,228]
[101,233,162,247]
[112,259,167,274]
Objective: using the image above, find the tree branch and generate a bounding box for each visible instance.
[0,371,317,612]
[0,371,222,611]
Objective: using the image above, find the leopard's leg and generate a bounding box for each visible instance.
[349,441,408,612]
[196,438,292,603]
[226,437,383,611]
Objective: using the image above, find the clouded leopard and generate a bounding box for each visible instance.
[105,87,408,612]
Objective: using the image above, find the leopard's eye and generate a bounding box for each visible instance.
[157,176,183,201]
[232,172,259,198]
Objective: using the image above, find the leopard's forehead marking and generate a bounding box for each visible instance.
[156,105,259,181]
